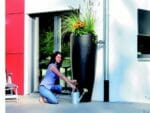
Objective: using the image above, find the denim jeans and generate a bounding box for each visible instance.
[39,85,62,104]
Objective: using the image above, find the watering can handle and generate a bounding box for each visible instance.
[72,88,79,92]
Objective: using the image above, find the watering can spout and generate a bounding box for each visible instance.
[72,88,88,104]
[79,88,88,101]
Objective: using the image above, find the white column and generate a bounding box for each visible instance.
[24,16,39,93]
[33,17,39,92]
[24,15,32,94]
[0,0,5,112]
[54,16,61,52]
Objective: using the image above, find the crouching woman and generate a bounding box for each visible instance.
[39,51,76,104]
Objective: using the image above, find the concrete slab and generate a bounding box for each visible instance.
[6,93,150,113]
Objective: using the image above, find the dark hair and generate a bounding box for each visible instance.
[49,51,63,69]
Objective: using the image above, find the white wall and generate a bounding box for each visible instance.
[24,0,80,94]
[80,0,104,101]
[24,15,32,94]
[25,0,80,14]
[109,0,150,103]
[24,0,104,100]
[0,0,5,112]
[25,0,150,103]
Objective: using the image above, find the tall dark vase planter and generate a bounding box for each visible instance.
[70,33,96,102]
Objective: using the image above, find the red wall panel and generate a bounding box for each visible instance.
[6,0,24,13]
[6,54,24,94]
[6,0,24,94]
[6,14,24,53]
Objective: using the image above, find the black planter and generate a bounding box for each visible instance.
[70,33,96,102]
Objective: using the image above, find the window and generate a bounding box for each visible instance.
[137,9,150,60]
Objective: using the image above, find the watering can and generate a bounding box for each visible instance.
[71,88,88,104]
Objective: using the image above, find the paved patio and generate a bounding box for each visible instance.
[6,93,150,113]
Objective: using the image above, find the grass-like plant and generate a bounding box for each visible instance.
[62,10,95,37]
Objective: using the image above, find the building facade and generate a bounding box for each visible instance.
[4,0,150,103]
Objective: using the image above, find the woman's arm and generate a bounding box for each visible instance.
[50,65,76,90]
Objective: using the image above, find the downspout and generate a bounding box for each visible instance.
[103,0,109,102]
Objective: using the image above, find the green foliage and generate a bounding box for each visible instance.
[61,42,70,57]
[39,30,54,61]
[82,12,95,35]
[62,11,79,35]
[62,9,95,37]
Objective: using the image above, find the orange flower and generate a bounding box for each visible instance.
[73,20,86,30]
[73,24,79,29]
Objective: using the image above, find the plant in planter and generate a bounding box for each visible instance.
[62,10,96,37]
[62,4,97,102]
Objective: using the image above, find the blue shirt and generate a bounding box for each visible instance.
[40,63,59,90]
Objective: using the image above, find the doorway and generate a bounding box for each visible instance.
[26,11,71,94]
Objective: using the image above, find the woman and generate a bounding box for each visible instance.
[39,51,76,104]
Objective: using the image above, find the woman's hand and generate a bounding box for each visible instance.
[69,82,76,91]
[69,79,77,85]
[67,79,77,91]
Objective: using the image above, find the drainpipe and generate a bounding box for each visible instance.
[103,0,109,102]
